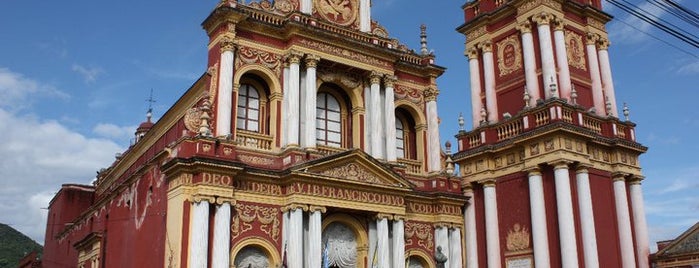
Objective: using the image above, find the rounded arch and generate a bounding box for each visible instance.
[407,249,435,268]
[230,237,281,268]
[234,65,282,96]
[322,213,369,268]
[395,100,426,126]
[318,80,363,112]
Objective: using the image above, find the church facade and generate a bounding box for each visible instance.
[42,1,651,268]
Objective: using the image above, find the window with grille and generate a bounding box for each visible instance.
[316,92,342,147]
[396,118,405,158]
[237,84,260,132]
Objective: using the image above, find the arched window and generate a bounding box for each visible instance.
[316,92,342,147]
[396,118,405,158]
[237,84,260,132]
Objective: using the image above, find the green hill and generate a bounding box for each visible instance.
[0,223,42,268]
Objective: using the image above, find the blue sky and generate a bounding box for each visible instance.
[1,0,697,251]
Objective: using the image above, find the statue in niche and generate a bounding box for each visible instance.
[434,246,448,268]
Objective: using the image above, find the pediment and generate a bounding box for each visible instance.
[291,149,414,189]
[657,222,699,256]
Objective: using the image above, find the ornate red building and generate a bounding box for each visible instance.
[42,0,651,268]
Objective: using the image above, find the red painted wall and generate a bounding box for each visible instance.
[589,169,623,267]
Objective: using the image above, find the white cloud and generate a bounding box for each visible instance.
[606,1,666,45]
[93,123,137,141]
[677,59,699,75]
[0,67,69,111]
[72,63,104,83]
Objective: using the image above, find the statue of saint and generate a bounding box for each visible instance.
[434,246,448,268]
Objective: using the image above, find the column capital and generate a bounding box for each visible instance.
[282,203,309,212]
[286,50,304,64]
[219,34,237,52]
[628,175,645,185]
[550,160,572,170]
[532,12,555,25]
[525,167,542,177]
[191,194,216,203]
[481,179,497,188]
[597,38,610,50]
[552,18,565,31]
[305,54,321,68]
[478,40,493,53]
[308,205,327,213]
[393,215,407,222]
[586,32,600,45]
[516,21,532,34]
[423,87,440,101]
[575,163,593,174]
[215,196,236,205]
[383,75,397,88]
[433,222,452,229]
[375,213,394,220]
[369,71,383,85]
[462,182,474,194]
[466,46,480,59]
[232,83,240,93]
[612,172,629,182]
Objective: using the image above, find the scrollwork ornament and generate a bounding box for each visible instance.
[479,41,493,53]
[423,87,440,102]
[516,21,532,34]
[496,35,523,77]
[532,12,554,25]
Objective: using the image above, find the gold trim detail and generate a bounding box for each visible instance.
[297,39,391,68]
[496,35,523,77]
[506,223,531,252]
[319,163,382,184]
[315,0,358,27]
[236,46,283,77]
[405,221,435,252]
[232,203,281,242]
[565,30,587,70]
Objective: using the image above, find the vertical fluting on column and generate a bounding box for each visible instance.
[467,47,484,127]
[359,0,371,32]
[613,175,636,268]
[553,162,579,268]
[628,177,650,268]
[449,228,463,268]
[464,186,479,268]
[289,206,305,268]
[483,180,502,268]
[308,206,325,268]
[424,87,441,172]
[528,168,551,268]
[585,33,605,114]
[480,41,498,123]
[281,61,290,147]
[435,225,450,268]
[376,215,391,268]
[533,12,559,99]
[384,76,397,162]
[301,54,319,148]
[216,36,236,137]
[212,201,231,268]
[517,21,541,107]
[597,38,618,117]
[552,19,572,101]
[287,52,303,147]
[189,199,210,268]
[369,72,383,158]
[575,166,600,268]
[392,217,406,268]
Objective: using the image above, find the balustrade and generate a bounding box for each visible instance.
[236,130,274,151]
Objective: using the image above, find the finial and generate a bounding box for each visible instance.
[480,106,487,126]
[445,141,452,154]
[623,102,630,121]
[199,98,212,137]
[458,113,465,131]
[146,88,156,123]
[420,24,429,55]
[549,76,557,98]
[570,84,578,105]
[523,87,531,109]
[605,96,613,117]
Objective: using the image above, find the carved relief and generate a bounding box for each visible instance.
[405,221,434,252]
[517,0,562,15]
[565,30,587,70]
[394,84,423,104]
[319,163,383,184]
[507,153,516,165]
[184,107,203,133]
[239,155,275,166]
[530,143,540,156]
[506,223,531,252]
[466,26,487,42]
[236,46,283,76]
[544,139,554,151]
[298,39,390,68]
[496,35,522,77]
[232,203,281,242]
[315,0,358,27]
[247,0,299,15]
[317,67,361,89]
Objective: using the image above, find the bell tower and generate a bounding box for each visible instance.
[454,0,650,268]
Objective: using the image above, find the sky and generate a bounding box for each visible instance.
[1,0,697,251]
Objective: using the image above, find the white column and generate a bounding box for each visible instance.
[370,72,382,158]
[614,176,636,268]
[480,41,498,123]
[553,19,572,101]
[435,225,450,268]
[364,86,372,153]
[483,181,501,268]
[392,218,406,268]
[281,63,290,147]
[467,47,484,127]
[289,207,304,268]
[308,207,324,268]
[517,21,541,106]
[189,200,210,268]
[553,162,579,268]
[216,40,235,137]
[281,210,290,261]
[360,0,371,32]
[300,0,312,14]
[449,228,463,268]
[586,33,605,114]
[425,88,441,172]
[384,76,397,162]
[575,167,600,268]
[629,177,650,268]
[287,52,302,146]
[301,55,319,148]
[533,13,559,99]
[597,38,618,117]
[464,188,479,268]
[528,169,551,268]
[377,216,391,268]
[212,202,231,268]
